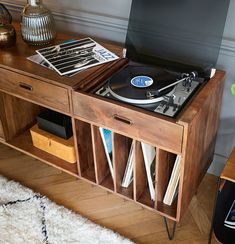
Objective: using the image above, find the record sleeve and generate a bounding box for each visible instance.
[121,141,134,188]
[36,37,119,76]
[163,155,181,205]
[27,54,82,77]
[99,127,114,180]
[141,142,156,201]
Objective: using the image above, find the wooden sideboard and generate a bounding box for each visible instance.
[0,24,225,237]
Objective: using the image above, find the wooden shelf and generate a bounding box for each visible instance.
[4,130,78,177]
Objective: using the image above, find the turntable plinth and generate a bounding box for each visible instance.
[0,24,225,233]
[72,69,225,221]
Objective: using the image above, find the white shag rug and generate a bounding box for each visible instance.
[0,175,133,244]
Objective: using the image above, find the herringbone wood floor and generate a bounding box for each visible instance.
[0,143,219,243]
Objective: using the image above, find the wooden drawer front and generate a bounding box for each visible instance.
[73,92,183,154]
[0,68,70,113]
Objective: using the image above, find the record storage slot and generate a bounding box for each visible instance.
[75,120,95,182]
[91,125,114,190]
[134,141,156,208]
[73,117,180,220]
[113,133,134,199]
[155,150,178,219]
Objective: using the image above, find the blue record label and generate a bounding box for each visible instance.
[130,76,153,88]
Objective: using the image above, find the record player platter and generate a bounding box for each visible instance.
[108,66,177,104]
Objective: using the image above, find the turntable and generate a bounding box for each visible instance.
[96,64,203,117]
[94,0,229,118]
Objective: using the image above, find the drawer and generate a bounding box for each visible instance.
[0,68,70,113]
[72,92,183,154]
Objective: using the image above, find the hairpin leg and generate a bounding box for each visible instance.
[163,217,177,240]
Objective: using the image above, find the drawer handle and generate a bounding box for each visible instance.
[19,82,33,91]
[113,114,132,125]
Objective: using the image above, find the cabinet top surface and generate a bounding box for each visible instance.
[0,22,124,90]
[0,23,226,124]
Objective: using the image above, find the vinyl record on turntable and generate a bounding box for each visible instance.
[108,65,177,104]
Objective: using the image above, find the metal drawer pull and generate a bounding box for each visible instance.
[19,82,33,91]
[113,114,132,125]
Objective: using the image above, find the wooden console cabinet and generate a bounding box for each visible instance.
[0,26,225,229]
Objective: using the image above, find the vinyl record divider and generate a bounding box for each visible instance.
[134,141,149,204]
[91,125,114,190]
[71,117,81,176]
[155,150,176,205]
[75,120,96,182]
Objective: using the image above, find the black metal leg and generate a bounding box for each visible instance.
[208,177,221,244]
[163,217,177,240]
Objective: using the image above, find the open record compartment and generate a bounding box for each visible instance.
[91,125,114,190]
[75,119,96,182]
[134,141,156,208]
[155,149,179,219]
[113,133,134,199]
[0,91,79,177]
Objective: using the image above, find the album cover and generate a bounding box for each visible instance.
[121,142,134,188]
[36,37,119,76]
[163,155,181,206]
[27,54,82,77]
[99,127,114,180]
[141,142,156,201]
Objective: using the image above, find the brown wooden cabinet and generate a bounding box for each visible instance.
[0,25,225,228]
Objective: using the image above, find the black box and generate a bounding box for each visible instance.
[37,110,73,139]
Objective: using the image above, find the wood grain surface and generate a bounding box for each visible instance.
[0,92,42,141]
[177,70,226,220]
[0,68,70,113]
